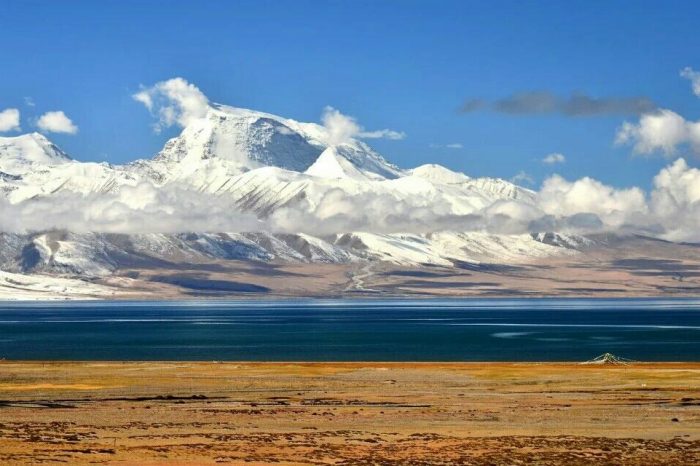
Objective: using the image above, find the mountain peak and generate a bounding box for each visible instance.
[410,164,471,184]
[0,132,71,172]
[305,146,373,180]
[153,105,325,173]
[152,104,402,180]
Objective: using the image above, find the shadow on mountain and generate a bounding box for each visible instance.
[150,274,269,293]
[612,259,700,278]
[451,260,526,273]
[381,270,460,278]
[398,280,500,288]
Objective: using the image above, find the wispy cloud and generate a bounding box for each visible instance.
[0,108,21,132]
[459,99,486,113]
[680,67,700,97]
[430,143,463,149]
[36,111,78,134]
[511,170,534,186]
[461,91,655,117]
[542,153,566,164]
[357,128,406,140]
[321,106,405,144]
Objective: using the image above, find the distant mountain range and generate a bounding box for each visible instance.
[0,103,696,299]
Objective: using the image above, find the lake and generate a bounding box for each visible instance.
[0,298,699,361]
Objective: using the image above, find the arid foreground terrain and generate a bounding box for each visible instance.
[0,362,698,465]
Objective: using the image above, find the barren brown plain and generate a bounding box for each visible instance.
[0,362,698,465]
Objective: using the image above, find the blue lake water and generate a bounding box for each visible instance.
[0,299,699,361]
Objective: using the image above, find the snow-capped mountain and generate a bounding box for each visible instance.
[0,132,70,171]
[0,132,140,202]
[0,102,581,280]
[142,104,403,183]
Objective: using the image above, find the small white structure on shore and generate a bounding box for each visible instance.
[581,353,636,365]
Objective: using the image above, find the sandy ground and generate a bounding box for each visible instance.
[0,362,698,464]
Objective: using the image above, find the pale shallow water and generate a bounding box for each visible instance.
[0,299,699,361]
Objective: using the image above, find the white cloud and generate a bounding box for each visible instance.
[537,174,648,229]
[616,109,700,156]
[23,97,35,107]
[616,68,700,156]
[652,158,700,206]
[358,129,406,140]
[320,106,362,145]
[430,143,463,149]
[133,77,210,132]
[511,170,534,186]
[0,108,21,132]
[681,67,700,97]
[648,158,700,242]
[542,152,565,164]
[36,111,78,134]
[484,200,543,222]
[321,106,405,145]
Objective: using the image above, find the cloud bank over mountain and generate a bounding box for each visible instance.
[0,183,262,234]
[1,156,697,242]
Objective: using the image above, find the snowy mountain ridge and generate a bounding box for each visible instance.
[0,103,578,277]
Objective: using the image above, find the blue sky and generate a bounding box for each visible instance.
[1,0,699,188]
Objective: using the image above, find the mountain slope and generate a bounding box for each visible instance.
[0,230,582,277]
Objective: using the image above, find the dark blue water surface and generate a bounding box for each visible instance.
[0,299,699,361]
